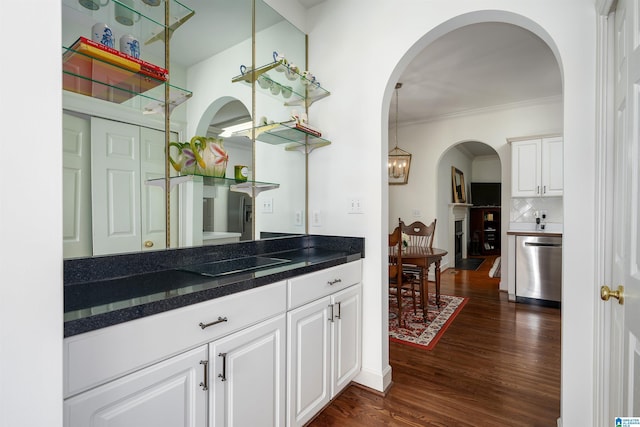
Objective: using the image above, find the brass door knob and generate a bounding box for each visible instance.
[600,285,624,305]
[144,240,154,248]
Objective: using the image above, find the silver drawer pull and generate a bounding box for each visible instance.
[199,316,228,329]
[328,278,342,286]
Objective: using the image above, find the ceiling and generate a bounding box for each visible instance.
[391,22,562,156]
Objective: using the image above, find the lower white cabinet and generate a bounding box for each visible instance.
[287,282,362,427]
[64,345,208,427]
[210,314,287,427]
[64,261,362,427]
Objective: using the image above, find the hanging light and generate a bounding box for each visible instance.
[388,83,411,185]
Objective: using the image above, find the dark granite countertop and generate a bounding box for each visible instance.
[64,235,364,337]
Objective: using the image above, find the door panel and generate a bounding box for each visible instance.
[63,113,92,258]
[91,117,141,256]
[140,126,166,251]
[608,0,640,419]
[64,346,207,427]
[287,297,331,427]
[331,284,361,396]
[210,314,286,427]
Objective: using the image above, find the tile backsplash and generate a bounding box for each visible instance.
[510,197,563,223]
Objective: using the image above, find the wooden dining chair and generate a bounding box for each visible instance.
[400,218,437,249]
[399,218,437,313]
[388,226,405,326]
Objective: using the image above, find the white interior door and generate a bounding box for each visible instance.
[63,113,92,258]
[140,127,166,251]
[91,117,141,256]
[607,0,640,420]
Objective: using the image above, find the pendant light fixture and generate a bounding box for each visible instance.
[388,82,411,185]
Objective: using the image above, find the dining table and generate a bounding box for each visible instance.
[393,246,448,321]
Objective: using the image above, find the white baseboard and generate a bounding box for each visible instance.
[353,364,393,393]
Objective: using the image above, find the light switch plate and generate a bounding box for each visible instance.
[312,210,322,226]
[348,198,363,214]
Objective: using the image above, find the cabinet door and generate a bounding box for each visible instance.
[511,139,541,197]
[287,297,332,427]
[210,314,286,427]
[331,284,362,396]
[64,346,207,427]
[91,117,141,255]
[541,137,563,197]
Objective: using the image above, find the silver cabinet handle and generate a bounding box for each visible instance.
[328,304,334,322]
[328,278,342,286]
[335,302,341,319]
[199,360,209,391]
[199,316,228,329]
[218,352,227,382]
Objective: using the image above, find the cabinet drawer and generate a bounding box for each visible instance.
[287,260,362,310]
[64,281,287,398]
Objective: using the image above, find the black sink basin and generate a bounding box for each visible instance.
[180,256,290,278]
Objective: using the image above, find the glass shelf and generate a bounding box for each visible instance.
[61,0,194,46]
[253,122,331,149]
[146,174,280,197]
[232,61,330,107]
[63,44,191,109]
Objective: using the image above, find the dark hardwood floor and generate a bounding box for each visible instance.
[309,256,561,426]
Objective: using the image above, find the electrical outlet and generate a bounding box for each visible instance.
[262,197,273,213]
[412,209,421,218]
[294,210,303,226]
[348,198,363,214]
[312,210,322,227]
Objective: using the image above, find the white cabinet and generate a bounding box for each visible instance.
[511,136,563,197]
[64,345,207,427]
[64,281,287,427]
[286,262,362,427]
[210,314,287,427]
[64,261,362,427]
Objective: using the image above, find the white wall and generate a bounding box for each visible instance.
[1,1,63,426]
[3,1,597,425]
[306,1,596,425]
[472,155,501,182]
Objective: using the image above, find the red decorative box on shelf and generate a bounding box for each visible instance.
[63,37,167,104]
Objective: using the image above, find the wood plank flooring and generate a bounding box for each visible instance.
[309,256,561,426]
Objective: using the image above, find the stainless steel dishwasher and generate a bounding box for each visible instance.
[515,235,562,307]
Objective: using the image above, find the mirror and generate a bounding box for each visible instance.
[62,0,307,258]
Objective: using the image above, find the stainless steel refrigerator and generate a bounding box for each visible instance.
[226,190,252,241]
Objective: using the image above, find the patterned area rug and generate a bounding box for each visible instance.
[389,292,468,350]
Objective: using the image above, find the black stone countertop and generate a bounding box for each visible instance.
[64,235,364,337]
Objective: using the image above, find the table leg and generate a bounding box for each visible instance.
[421,267,428,321]
[435,259,442,307]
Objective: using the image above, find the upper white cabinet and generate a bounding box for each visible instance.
[511,136,563,197]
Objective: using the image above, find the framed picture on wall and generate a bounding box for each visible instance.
[451,167,466,203]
